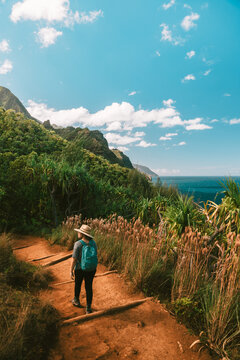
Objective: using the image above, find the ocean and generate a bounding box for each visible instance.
[152,176,240,204]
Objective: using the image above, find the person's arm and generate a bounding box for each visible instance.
[70,257,77,279]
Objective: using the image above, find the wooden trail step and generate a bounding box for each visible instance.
[62,298,152,326]
[43,254,72,268]
[12,245,32,250]
[28,253,60,262]
[53,270,118,286]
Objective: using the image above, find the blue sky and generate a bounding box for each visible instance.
[0,0,240,176]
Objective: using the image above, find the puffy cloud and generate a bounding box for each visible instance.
[128,91,136,96]
[186,50,195,59]
[181,12,200,31]
[184,118,212,130]
[224,93,231,97]
[160,23,173,42]
[10,0,70,23]
[184,4,192,9]
[160,24,184,46]
[27,100,186,129]
[10,0,103,27]
[36,27,62,47]
[156,51,160,57]
[0,39,11,52]
[229,118,240,125]
[26,100,212,140]
[163,99,176,107]
[105,133,141,146]
[136,140,156,148]
[0,59,13,74]
[182,74,196,82]
[204,69,211,76]
[162,0,175,10]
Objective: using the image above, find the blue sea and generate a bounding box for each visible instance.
[152,176,240,204]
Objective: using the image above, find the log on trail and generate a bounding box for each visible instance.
[62,298,152,326]
[43,254,72,267]
[53,270,118,286]
[12,245,32,250]
[28,253,59,262]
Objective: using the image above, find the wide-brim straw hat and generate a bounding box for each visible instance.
[74,224,93,238]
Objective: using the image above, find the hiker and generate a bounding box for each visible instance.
[70,224,98,314]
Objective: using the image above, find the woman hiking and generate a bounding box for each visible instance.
[70,224,98,314]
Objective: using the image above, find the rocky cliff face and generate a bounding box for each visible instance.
[0,86,37,121]
[43,121,133,169]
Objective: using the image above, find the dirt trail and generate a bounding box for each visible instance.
[13,236,213,360]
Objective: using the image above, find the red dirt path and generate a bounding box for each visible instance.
[12,236,214,360]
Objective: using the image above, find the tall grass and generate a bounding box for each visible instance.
[0,234,59,360]
[52,210,240,359]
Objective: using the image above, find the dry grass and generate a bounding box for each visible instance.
[53,213,240,358]
[0,234,59,360]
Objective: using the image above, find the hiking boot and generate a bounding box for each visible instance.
[72,298,81,307]
[86,306,93,314]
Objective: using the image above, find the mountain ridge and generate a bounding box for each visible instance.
[0,86,38,122]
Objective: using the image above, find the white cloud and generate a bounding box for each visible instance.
[166,132,178,137]
[128,91,136,96]
[156,50,161,57]
[153,168,181,175]
[181,12,200,31]
[186,50,195,59]
[160,136,172,141]
[204,69,211,76]
[160,24,184,46]
[134,131,145,137]
[36,27,62,47]
[10,0,70,23]
[163,99,176,107]
[162,0,175,10]
[160,132,178,141]
[0,59,13,74]
[105,133,141,146]
[210,119,218,123]
[177,141,186,146]
[184,4,192,9]
[136,140,156,148]
[229,118,240,125]
[27,100,186,129]
[73,10,103,25]
[184,118,212,130]
[182,74,196,82]
[115,146,129,152]
[10,0,103,27]
[160,23,173,42]
[224,93,231,97]
[0,39,11,52]
[26,100,211,136]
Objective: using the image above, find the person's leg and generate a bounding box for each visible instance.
[84,269,96,312]
[73,269,84,306]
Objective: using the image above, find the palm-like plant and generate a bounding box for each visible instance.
[164,194,205,235]
[203,178,240,235]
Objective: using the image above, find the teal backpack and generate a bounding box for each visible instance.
[80,240,98,271]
